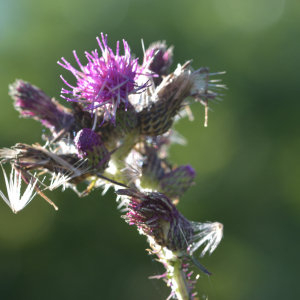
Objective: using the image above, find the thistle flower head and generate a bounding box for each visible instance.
[191,221,223,257]
[74,128,109,171]
[116,189,193,252]
[58,33,154,124]
[159,164,196,199]
[0,164,38,213]
[9,79,74,131]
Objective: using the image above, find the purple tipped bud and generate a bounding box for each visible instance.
[74,128,109,171]
[9,79,74,131]
[116,189,193,252]
[160,165,196,199]
[145,41,173,85]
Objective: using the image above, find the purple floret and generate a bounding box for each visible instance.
[58,33,154,124]
[74,128,101,158]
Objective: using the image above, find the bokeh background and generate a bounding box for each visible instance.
[0,0,299,299]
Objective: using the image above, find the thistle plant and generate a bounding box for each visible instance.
[1,34,225,300]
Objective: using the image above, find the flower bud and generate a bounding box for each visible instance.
[159,165,196,199]
[145,41,173,86]
[116,189,193,252]
[74,128,109,171]
[9,79,74,132]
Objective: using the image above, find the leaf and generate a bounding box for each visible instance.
[189,255,213,276]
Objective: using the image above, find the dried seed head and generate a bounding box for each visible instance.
[0,143,91,185]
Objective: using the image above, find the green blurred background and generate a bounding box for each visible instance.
[0,0,299,299]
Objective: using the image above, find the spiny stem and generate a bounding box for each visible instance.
[110,128,139,168]
[168,257,193,300]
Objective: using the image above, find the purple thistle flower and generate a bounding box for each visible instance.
[58,33,154,124]
[74,128,109,171]
[9,80,74,132]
